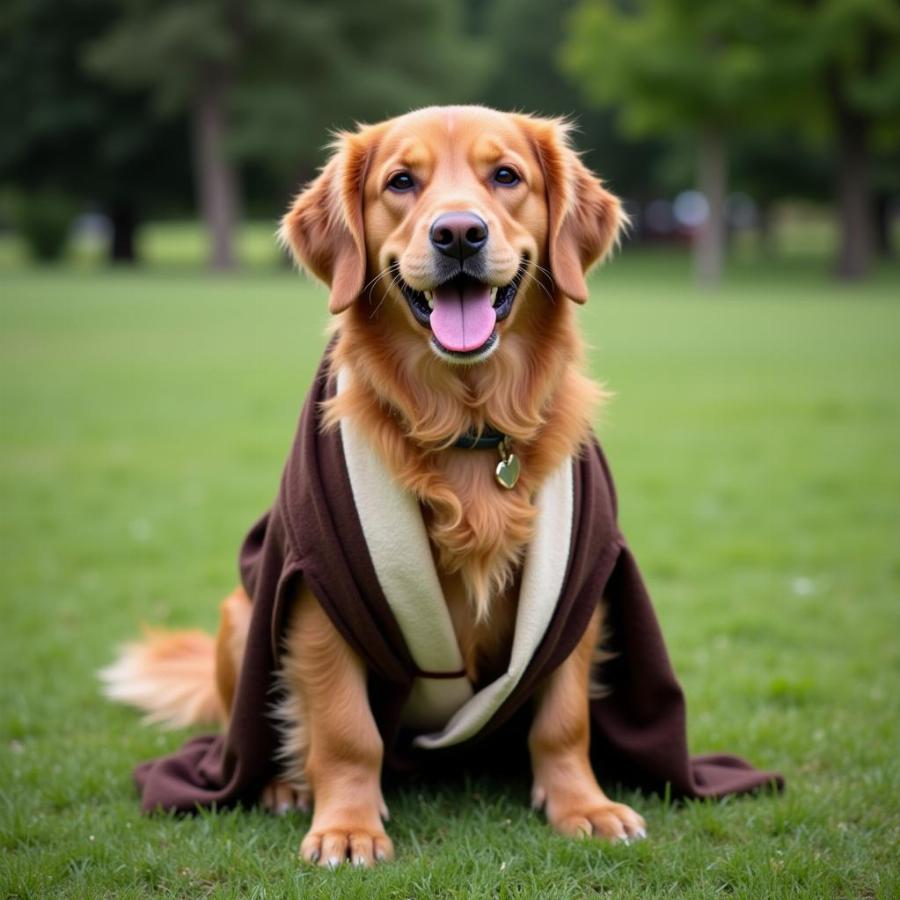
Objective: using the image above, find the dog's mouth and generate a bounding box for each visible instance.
[398,258,528,362]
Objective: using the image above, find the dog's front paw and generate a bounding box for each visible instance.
[300,820,394,868]
[552,801,646,842]
[535,785,646,843]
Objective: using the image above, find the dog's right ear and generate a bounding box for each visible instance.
[279,131,372,314]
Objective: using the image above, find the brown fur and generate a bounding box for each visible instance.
[102,106,645,866]
[214,587,252,725]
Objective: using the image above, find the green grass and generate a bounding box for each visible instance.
[1,249,899,898]
[0,220,285,270]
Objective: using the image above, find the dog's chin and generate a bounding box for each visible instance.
[396,258,527,366]
[430,330,500,365]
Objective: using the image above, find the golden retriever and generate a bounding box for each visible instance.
[103,105,646,866]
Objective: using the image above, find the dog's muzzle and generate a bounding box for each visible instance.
[398,257,528,362]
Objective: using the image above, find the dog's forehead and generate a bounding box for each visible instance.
[371,106,535,170]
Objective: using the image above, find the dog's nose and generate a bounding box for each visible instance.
[429,212,488,261]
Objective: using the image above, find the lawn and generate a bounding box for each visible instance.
[1,248,899,898]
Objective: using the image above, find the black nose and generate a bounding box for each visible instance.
[429,212,488,261]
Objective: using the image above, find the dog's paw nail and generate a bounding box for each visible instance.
[277,801,292,815]
[326,855,342,869]
[635,827,647,839]
[308,850,320,864]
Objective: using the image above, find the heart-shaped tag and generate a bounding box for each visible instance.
[495,452,520,489]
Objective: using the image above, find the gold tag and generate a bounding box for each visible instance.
[495,440,520,490]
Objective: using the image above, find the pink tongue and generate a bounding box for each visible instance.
[430,282,496,352]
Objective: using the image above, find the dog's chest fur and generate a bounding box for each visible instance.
[421,448,539,624]
[436,563,518,686]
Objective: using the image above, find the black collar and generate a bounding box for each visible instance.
[454,426,506,450]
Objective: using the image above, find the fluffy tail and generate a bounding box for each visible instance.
[99,628,223,729]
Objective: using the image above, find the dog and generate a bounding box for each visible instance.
[102,105,649,867]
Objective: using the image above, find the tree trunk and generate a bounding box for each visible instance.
[108,201,138,264]
[756,200,776,260]
[694,127,727,288]
[874,191,894,259]
[829,70,872,280]
[191,64,240,271]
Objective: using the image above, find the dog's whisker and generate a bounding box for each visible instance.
[521,267,554,303]
[532,262,556,290]
[370,270,404,318]
[527,262,557,304]
[363,270,389,296]
[364,268,396,303]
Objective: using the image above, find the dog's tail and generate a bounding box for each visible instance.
[99,627,223,729]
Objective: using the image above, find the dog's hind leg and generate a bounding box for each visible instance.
[214,588,309,815]
[214,587,252,724]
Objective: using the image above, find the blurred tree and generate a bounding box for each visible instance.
[89,0,478,270]
[0,0,190,263]
[473,0,665,206]
[10,189,76,262]
[88,0,252,270]
[872,164,899,260]
[729,133,831,256]
[563,0,782,286]
[233,3,482,191]
[564,0,900,282]
[775,0,900,279]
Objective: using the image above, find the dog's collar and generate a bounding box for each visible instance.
[454,426,506,450]
[454,427,520,488]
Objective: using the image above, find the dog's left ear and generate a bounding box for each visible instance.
[279,131,371,314]
[527,117,624,303]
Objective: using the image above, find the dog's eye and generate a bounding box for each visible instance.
[493,166,520,187]
[387,171,415,193]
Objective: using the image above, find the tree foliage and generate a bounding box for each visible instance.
[563,0,788,136]
[562,0,900,159]
[80,0,482,266]
[87,0,482,182]
[0,0,190,258]
[563,0,900,278]
[474,0,664,199]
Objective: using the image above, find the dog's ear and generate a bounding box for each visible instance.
[528,117,624,303]
[280,131,371,314]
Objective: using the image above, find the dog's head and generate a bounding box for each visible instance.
[281,106,622,365]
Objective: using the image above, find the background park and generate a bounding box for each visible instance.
[1,1,899,897]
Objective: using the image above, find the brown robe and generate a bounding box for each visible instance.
[134,351,784,812]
